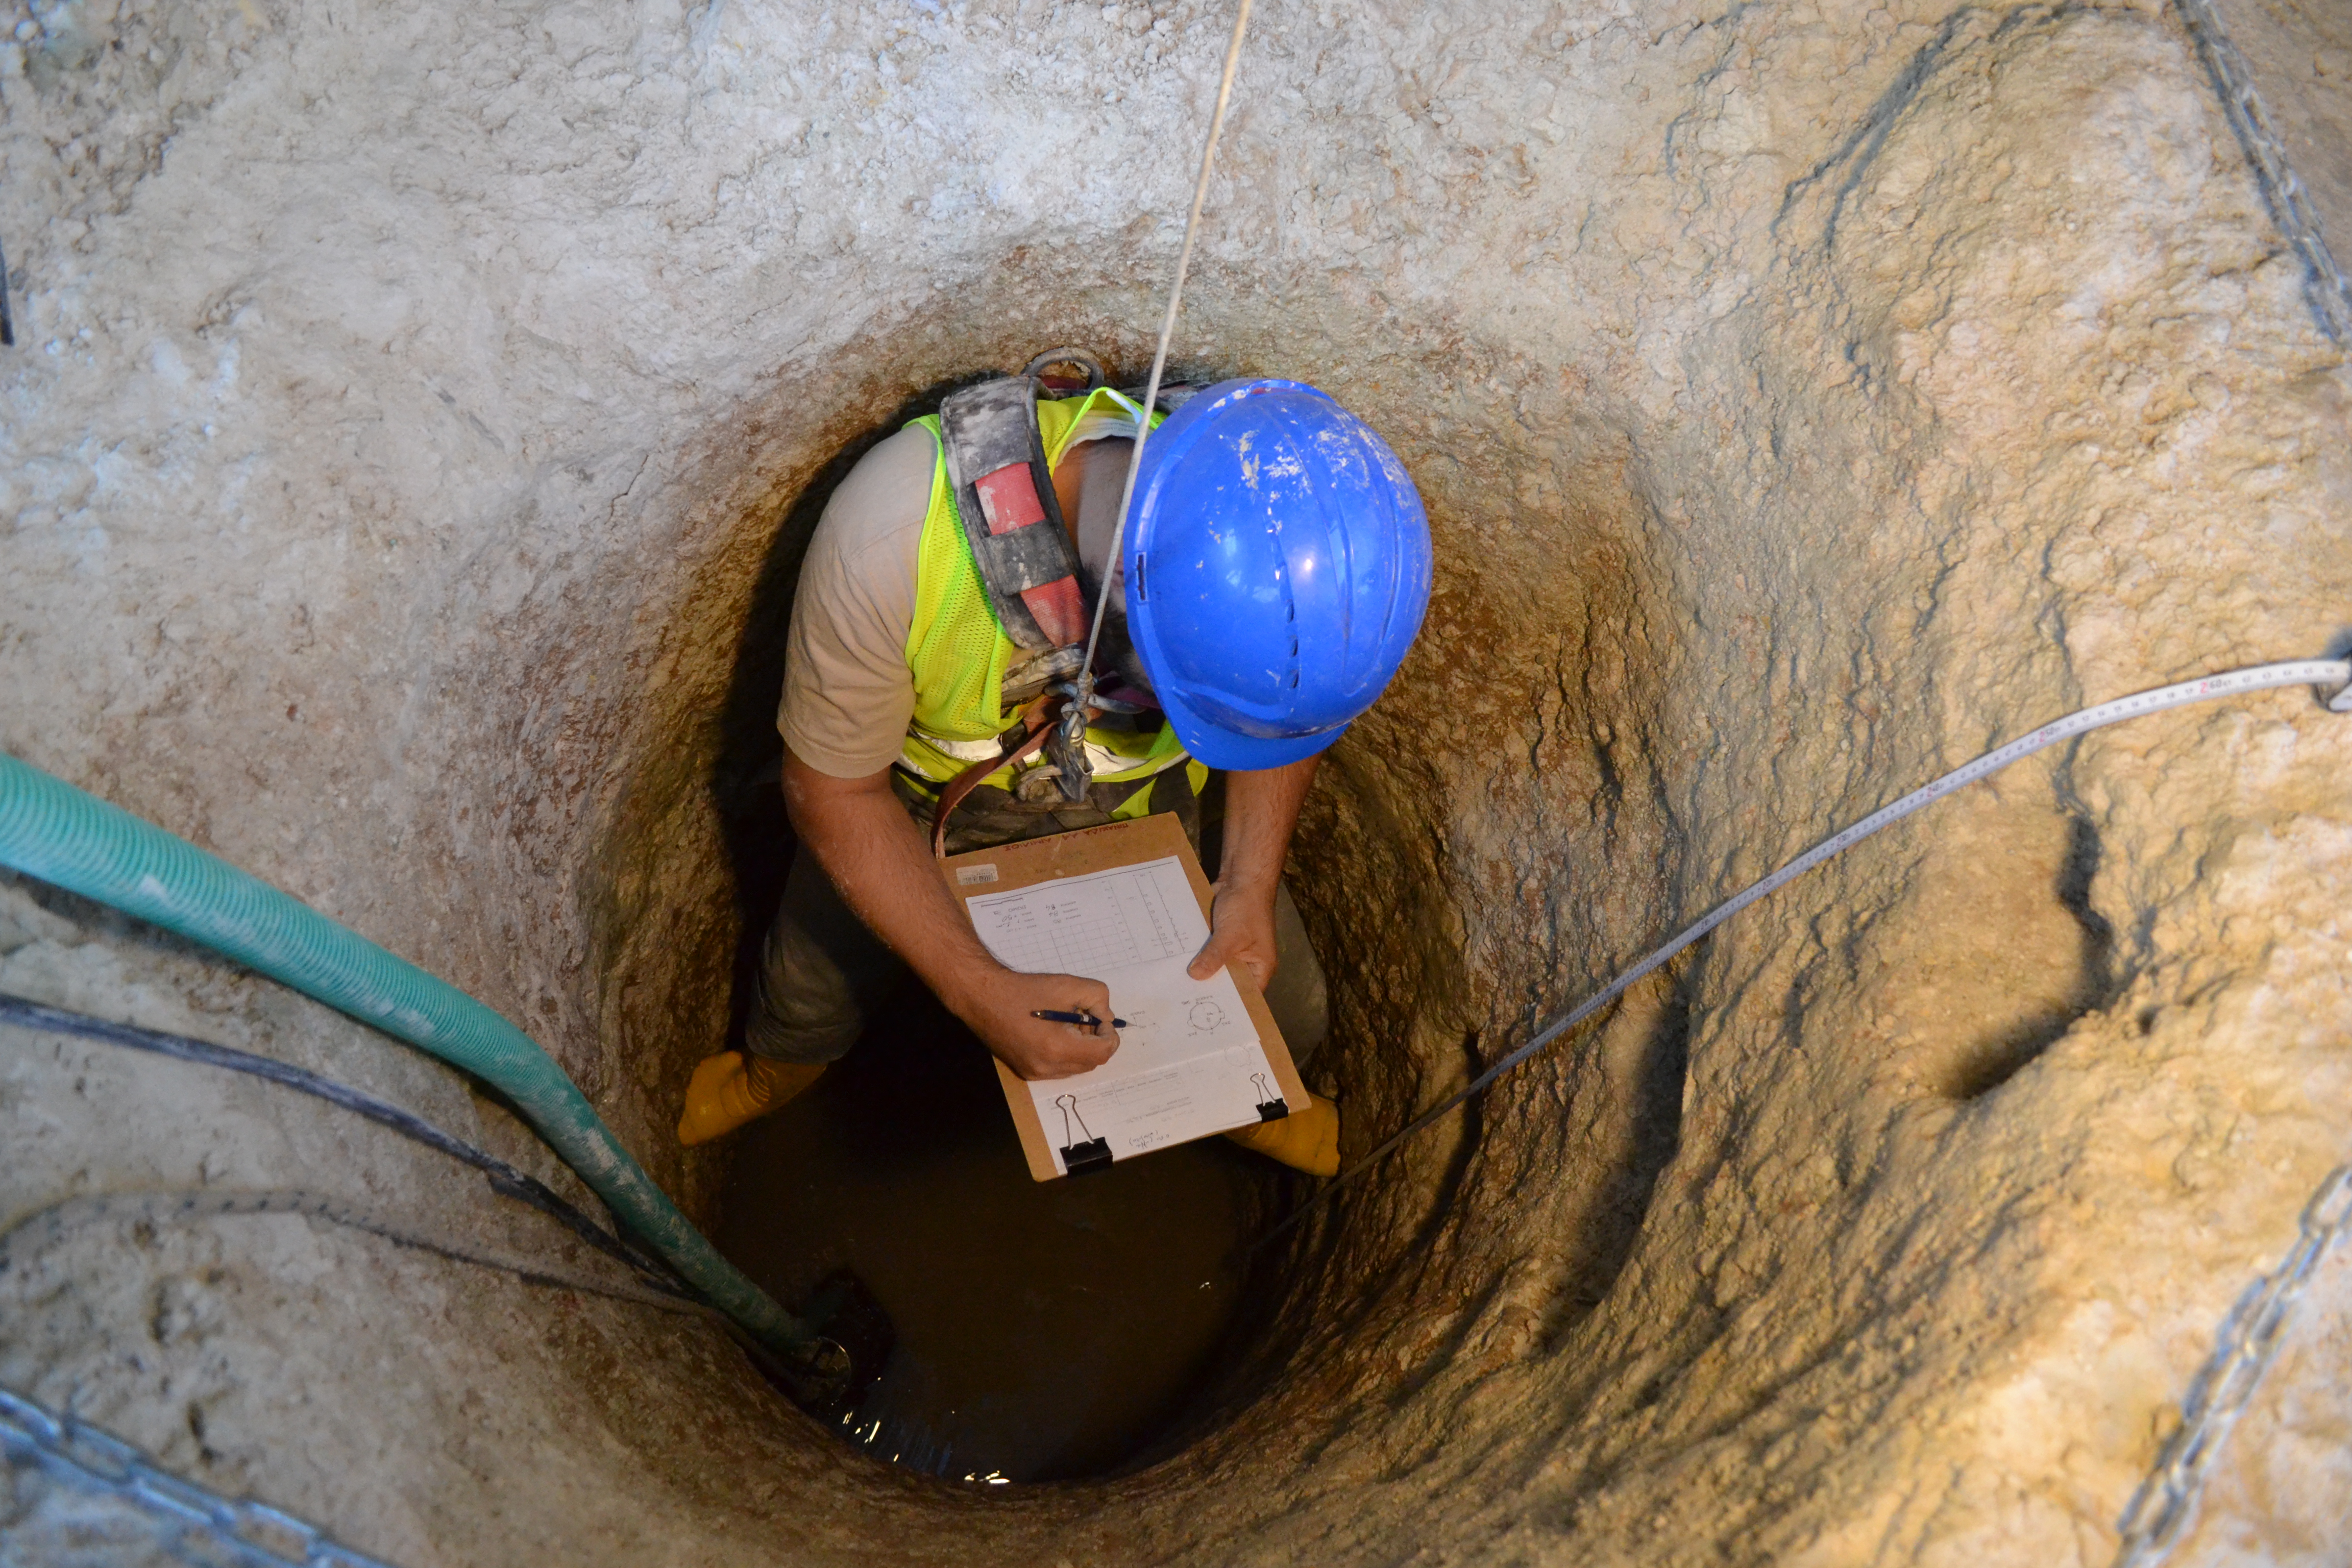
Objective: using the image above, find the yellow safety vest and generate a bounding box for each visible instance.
[899,386,1205,807]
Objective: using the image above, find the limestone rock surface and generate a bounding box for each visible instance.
[4,0,2349,1563]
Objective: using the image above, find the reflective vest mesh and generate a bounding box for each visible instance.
[899,388,1188,790]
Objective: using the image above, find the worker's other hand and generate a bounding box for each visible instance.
[962,968,1121,1081]
[1189,884,1280,991]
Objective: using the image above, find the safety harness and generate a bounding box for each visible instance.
[923,352,1195,854]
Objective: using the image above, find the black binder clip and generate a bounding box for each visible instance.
[1251,1073,1289,1122]
[1054,1094,1113,1176]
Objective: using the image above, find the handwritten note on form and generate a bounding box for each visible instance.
[964,855,1279,1174]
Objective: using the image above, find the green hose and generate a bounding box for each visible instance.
[0,751,816,1359]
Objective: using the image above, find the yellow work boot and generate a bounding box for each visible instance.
[677,1051,825,1147]
[1224,1092,1341,1176]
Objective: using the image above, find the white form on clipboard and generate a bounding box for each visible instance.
[963,854,1284,1174]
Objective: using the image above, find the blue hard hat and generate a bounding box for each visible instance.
[1123,378,1432,771]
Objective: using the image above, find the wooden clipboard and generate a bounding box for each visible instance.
[939,812,1309,1181]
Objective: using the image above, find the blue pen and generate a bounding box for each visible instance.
[1032,1009,1128,1031]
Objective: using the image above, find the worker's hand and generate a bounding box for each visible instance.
[1189,883,1280,992]
[957,967,1122,1081]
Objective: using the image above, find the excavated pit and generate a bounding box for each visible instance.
[7,0,2352,1563]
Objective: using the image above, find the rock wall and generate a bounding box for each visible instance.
[2206,0,2352,318]
[4,0,2349,1563]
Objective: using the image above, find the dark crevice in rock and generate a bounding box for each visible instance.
[1949,813,2118,1099]
[1540,962,1697,1348]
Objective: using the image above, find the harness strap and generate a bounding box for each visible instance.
[937,377,1088,652]
[928,364,1202,815]
[930,695,1061,858]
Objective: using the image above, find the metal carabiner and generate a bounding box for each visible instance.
[1021,348,1105,394]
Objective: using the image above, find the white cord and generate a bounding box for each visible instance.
[1079,0,1257,685]
[1264,657,2352,1241]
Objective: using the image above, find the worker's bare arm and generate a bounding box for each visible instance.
[781,749,1118,1081]
[1188,755,1319,990]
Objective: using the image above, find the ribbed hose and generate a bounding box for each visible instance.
[0,751,815,1356]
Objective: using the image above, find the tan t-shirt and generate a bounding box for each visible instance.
[777,423,1137,778]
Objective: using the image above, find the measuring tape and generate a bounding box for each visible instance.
[1266,657,2352,1240]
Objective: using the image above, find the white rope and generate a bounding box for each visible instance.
[1264,658,2352,1241]
[1079,0,1256,683]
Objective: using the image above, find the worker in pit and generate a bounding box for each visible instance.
[676,357,1432,1175]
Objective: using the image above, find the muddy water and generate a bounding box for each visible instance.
[716,987,1293,1483]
